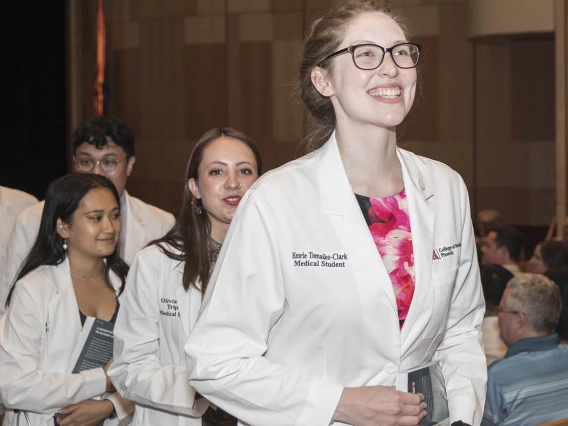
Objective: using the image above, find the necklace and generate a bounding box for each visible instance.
[70,267,104,280]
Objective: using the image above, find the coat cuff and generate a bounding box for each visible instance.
[296,381,343,426]
[104,392,134,426]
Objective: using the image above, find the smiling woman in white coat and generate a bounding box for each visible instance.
[0,173,133,426]
[184,1,487,426]
[108,128,262,426]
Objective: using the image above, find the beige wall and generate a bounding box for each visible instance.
[74,0,556,226]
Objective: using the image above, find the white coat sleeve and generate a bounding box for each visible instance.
[184,192,343,426]
[434,177,487,426]
[109,250,202,417]
[104,392,134,426]
[0,208,39,315]
[0,281,106,413]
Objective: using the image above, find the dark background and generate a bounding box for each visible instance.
[0,1,67,200]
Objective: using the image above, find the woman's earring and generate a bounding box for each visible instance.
[63,239,68,250]
[192,197,203,215]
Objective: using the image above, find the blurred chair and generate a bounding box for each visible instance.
[538,418,568,426]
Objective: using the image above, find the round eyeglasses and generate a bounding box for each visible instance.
[74,157,123,173]
[496,305,527,315]
[319,42,422,70]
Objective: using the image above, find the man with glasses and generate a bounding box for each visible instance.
[0,116,174,315]
[482,273,568,426]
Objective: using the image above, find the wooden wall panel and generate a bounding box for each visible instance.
[138,18,186,141]
[398,35,439,142]
[238,42,274,160]
[110,49,141,135]
[70,0,556,225]
[511,39,555,142]
[183,44,228,138]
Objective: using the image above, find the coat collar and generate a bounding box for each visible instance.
[45,257,123,372]
[49,256,123,296]
[123,191,147,225]
[316,132,436,343]
[317,132,434,217]
[123,191,150,262]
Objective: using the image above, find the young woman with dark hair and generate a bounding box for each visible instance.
[109,128,261,426]
[0,173,132,426]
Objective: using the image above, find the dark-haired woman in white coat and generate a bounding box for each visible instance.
[109,128,261,426]
[0,173,132,426]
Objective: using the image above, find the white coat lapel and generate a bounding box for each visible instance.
[317,134,397,311]
[396,149,435,344]
[45,258,82,372]
[173,262,192,339]
[123,192,148,263]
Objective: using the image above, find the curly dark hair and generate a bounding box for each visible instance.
[72,116,135,158]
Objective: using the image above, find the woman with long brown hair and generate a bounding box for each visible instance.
[109,128,261,426]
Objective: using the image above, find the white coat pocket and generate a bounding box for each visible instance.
[423,267,458,338]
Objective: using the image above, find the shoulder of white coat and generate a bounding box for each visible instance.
[13,264,53,299]
[131,243,183,277]
[399,148,466,190]
[14,200,45,228]
[133,243,179,265]
[0,187,38,210]
[127,194,175,228]
[246,150,319,199]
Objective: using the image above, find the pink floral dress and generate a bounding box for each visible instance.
[355,190,415,328]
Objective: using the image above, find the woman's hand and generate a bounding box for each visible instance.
[55,399,114,426]
[104,358,115,393]
[332,386,427,426]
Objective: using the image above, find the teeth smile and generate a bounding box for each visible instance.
[369,87,401,98]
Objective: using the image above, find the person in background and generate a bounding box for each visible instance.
[527,239,568,341]
[0,185,38,425]
[481,227,524,275]
[0,186,38,248]
[185,1,486,425]
[0,173,133,426]
[480,265,514,365]
[482,273,568,426]
[0,116,175,315]
[109,128,261,426]
[475,209,502,245]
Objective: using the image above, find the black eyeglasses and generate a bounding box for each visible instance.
[319,42,422,70]
[496,305,527,315]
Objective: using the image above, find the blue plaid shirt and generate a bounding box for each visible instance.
[482,334,568,426]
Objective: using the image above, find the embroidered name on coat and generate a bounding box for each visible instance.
[160,297,180,317]
[433,243,461,259]
[292,251,348,268]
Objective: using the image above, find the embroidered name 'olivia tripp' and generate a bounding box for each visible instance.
[432,243,461,260]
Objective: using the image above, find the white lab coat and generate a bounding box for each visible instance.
[0,186,37,417]
[0,191,174,315]
[0,186,38,250]
[0,257,133,426]
[185,133,487,426]
[109,244,208,425]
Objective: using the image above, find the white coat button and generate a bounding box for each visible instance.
[386,364,397,374]
[418,178,426,190]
